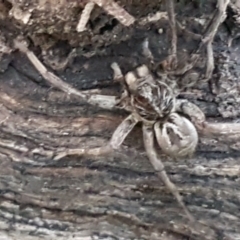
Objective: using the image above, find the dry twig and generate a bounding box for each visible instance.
[76,2,95,32]
[76,0,135,32]
[139,11,168,25]
[91,0,135,26]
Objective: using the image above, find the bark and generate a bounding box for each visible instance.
[0,0,240,240]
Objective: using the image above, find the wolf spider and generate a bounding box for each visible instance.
[12,0,235,225]
[14,37,240,224]
[51,60,240,223]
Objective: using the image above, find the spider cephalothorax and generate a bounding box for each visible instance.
[122,64,176,123]
[117,63,199,158]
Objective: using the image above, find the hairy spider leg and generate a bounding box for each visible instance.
[142,124,195,222]
[166,0,178,69]
[14,38,118,110]
[175,99,206,123]
[54,114,138,160]
[200,122,240,140]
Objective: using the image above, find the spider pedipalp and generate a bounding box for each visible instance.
[154,112,198,158]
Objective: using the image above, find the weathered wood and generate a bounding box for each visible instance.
[0,52,239,240]
[1,0,240,239]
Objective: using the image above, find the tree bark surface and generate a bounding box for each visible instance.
[1,1,240,240]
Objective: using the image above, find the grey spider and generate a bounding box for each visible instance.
[51,59,240,223]
[54,61,206,222]
[14,36,240,224]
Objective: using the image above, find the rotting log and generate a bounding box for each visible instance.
[1,0,240,240]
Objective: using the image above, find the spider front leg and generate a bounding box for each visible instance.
[175,99,240,141]
[175,99,211,135]
[175,99,206,127]
[175,100,204,121]
[166,0,178,69]
[14,37,118,110]
[54,114,138,160]
[200,121,240,142]
[142,124,195,222]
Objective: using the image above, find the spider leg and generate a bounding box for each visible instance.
[204,40,214,81]
[175,99,206,125]
[13,37,118,110]
[142,124,195,222]
[202,0,230,80]
[111,62,124,82]
[171,0,229,76]
[54,114,138,160]
[175,99,240,141]
[166,0,178,69]
[200,122,240,142]
[142,38,155,65]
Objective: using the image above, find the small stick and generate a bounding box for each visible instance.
[76,2,95,32]
[139,11,168,25]
[91,0,135,26]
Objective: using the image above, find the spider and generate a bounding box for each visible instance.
[12,0,235,225]
[13,34,240,225]
[51,61,210,222]
[48,54,240,224]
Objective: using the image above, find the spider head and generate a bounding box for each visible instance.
[124,65,176,122]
